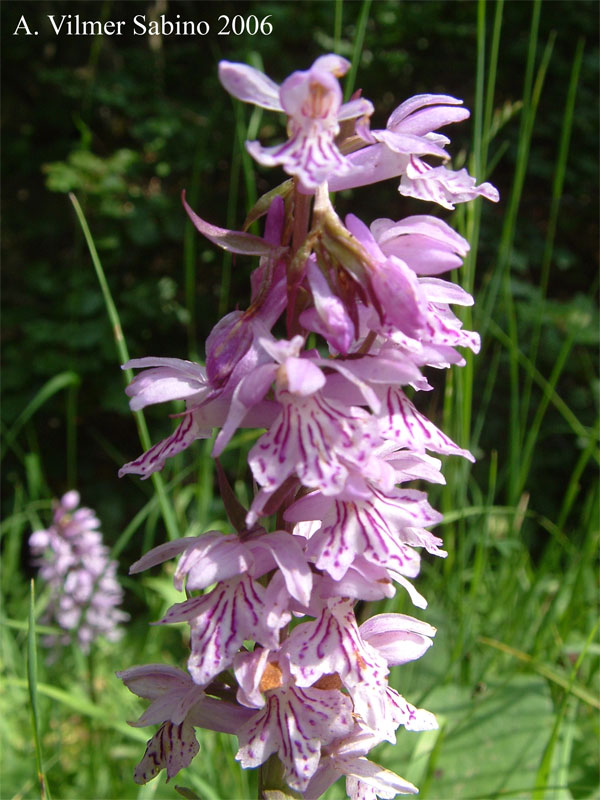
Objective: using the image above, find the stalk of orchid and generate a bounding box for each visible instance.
[116,54,498,799]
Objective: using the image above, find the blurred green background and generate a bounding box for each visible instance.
[1,1,598,799]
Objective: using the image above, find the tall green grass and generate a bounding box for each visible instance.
[1,2,597,799]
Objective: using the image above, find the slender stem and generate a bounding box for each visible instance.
[69,193,180,541]
[333,0,343,55]
[344,0,372,101]
[291,189,312,256]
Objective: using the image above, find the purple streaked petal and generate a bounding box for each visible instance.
[247,131,350,191]
[133,720,199,784]
[385,686,438,732]
[300,485,438,581]
[346,761,418,799]
[401,158,500,210]
[158,575,286,686]
[249,391,376,498]
[236,684,353,792]
[421,304,481,354]
[378,386,475,461]
[119,411,212,479]
[284,598,388,689]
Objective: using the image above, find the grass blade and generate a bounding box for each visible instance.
[520,38,585,438]
[8,676,149,743]
[532,621,599,799]
[343,0,372,101]
[27,580,52,800]
[69,192,180,542]
[1,371,80,462]
[478,636,600,710]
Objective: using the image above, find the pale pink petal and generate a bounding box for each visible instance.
[420,277,474,306]
[212,363,278,457]
[116,664,192,700]
[129,538,198,574]
[338,97,375,122]
[372,129,449,159]
[284,357,326,396]
[123,358,209,410]
[234,647,272,708]
[312,54,351,76]
[218,60,283,111]
[372,215,469,276]
[359,613,436,665]
[373,215,468,256]
[187,695,254,733]
[248,532,313,606]
[327,144,410,193]
[174,533,253,590]
[387,94,464,129]
[301,256,355,354]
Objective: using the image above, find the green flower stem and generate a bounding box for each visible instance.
[259,754,303,800]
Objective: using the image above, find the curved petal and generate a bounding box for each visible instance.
[218,61,282,111]
[183,191,284,256]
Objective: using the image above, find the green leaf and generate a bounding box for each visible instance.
[388,675,566,799]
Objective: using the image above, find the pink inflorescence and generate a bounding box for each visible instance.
[117,55,498,798]
[30,491,128,653]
